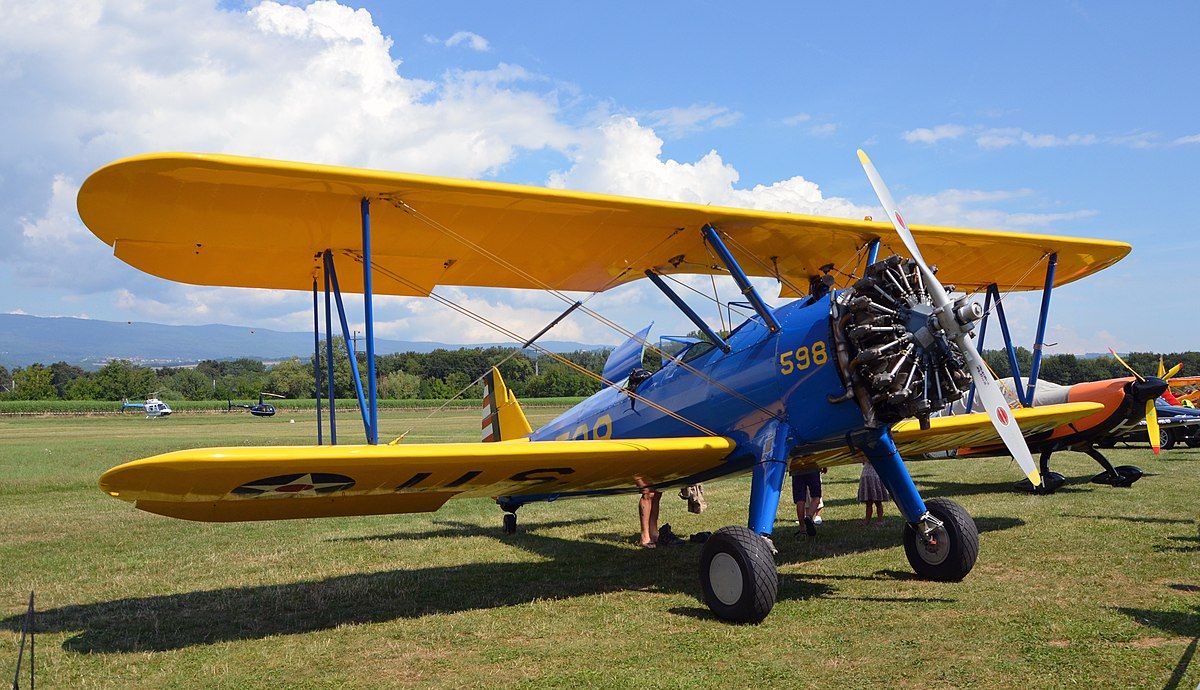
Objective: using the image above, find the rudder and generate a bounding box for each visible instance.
[481,367,533,442]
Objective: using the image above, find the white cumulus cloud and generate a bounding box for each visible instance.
[644,104,741,139]
[443,30,490,51]
[903,124,967,144]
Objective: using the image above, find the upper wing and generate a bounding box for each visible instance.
[78,153,1129,297]
[789,402,1104,470]
[100,436,736,522]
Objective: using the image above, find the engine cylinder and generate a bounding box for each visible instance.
[831,255,973,426]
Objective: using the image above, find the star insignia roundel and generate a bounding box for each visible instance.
[231,473,355,498]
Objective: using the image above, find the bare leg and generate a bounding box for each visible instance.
[863,502,872,524]
[873,501,884,524]
[639,492,656,547]
[648,491,661,543]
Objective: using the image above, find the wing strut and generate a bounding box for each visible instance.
[701,224,781,333]
[645,270,731,352]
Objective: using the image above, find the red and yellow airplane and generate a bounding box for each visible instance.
[78,151,1126,623]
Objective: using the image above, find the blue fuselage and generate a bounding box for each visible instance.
[532,293,866,463]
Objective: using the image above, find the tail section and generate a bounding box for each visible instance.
[481,367,532,442]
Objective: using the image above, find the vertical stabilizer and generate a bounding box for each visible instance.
[481,367,533,442]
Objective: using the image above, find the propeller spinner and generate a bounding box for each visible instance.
[1108,348,1177,454]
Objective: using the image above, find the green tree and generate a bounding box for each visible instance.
[312,337,367,398]
[160,367,214,400]
[90,360,157,400]
[49,362,85,398]
[268,358,316,398]
[11,364,56,400]
[378,370,420,399]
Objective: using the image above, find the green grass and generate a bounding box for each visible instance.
[0,397,586,414]
[1,411,1197,689]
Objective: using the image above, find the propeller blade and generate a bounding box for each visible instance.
[962,346,1042,486]
[857,149,1040,487]
[1108,348,1145,382]
[1157,356,1166,379]
[1164,362,1183,380]
[1145,399,1161,455]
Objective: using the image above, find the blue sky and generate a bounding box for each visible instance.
[1,1,1196,354]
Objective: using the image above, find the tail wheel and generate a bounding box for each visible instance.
[699,526,778,623]
[903,497,978,582]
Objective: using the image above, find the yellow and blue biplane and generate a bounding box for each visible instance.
[78,151,1128,623]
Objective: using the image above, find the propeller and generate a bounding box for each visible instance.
[1108,348,1177,454]
[857,150,1042,487]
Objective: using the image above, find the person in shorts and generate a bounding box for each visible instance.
[792,467,825,536]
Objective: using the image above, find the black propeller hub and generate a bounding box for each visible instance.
[1129,377,1168,404]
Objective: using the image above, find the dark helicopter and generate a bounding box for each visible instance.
[228,392,284,417]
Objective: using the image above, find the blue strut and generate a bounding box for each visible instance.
[748,421,791,535]
[855,427,928,523]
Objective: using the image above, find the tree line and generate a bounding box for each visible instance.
[0,339,1195,402]
[0,338,609,401]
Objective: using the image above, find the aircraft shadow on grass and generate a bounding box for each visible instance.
[1,515,1021,654]
[1115,605,1200,690]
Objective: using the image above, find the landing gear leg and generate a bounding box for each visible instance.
[1015,450,1066,494]
[1085,447,1143,487]
[857,426,980,582]
[700,421,788,623]
[497,497,520,535]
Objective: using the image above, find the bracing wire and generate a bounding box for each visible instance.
[344,251,719,437]
[384,198,784,422]
[710,273,727,334]
[660,273,753,318]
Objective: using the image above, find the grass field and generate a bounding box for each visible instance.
[1,409,1197,689]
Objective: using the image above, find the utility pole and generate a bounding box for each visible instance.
[351,330,361,355]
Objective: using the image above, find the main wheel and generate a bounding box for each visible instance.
[1160,428,1176,450]
[502,512,517,535]
[1186,436,1200,448]
[903,497,979,582]
[699,526,778,623]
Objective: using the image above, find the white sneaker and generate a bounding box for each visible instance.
[812,515,823,526]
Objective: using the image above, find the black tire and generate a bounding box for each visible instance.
[1187,437,1200,449]
[699,526,778,624]
[903,497,979,582]
[1160,428,1175,450]
[502,512,517,535]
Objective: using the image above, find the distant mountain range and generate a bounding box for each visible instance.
[0,314,604,368]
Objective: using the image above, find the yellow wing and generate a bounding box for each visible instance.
[77,153,1129,297]
[99,437,736,522]
[790,402,1104,470]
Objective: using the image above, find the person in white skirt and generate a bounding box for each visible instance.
[857,459,891,526]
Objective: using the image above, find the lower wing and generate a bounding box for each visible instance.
[791,402,1104,469]
[100,436,736,522]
